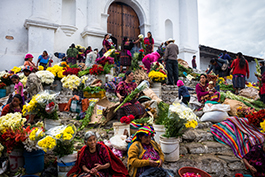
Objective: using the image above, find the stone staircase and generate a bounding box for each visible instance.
[163,122,250,177]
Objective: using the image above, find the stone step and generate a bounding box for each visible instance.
[181,141,232,155]
[182,129,214,143]
[163,154,249,177]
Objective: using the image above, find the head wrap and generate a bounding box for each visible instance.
[25,53,34,59]
[131,126,155,142]
[84,131,95,143]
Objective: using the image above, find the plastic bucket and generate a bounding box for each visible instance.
[153,124,165,144]
[9,149,24,173]
[151,82,161,98]
[44,119,61,130]
[113,122,130,136]
[0,89,6,98]
[57,152,77,172]
[23,150,45,174]
[159,135,180,162]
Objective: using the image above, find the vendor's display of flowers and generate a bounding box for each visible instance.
[10,66,22,74]
[95,56,114,66]
[36,70,55,85]
[148,70,167,82]
[0,112,27,132]
[246,109,265,127]
[63,67,81,76]
[61,74,81,90]
[60,61,69,70]
[46,65,65,79]
[236,107,255,118]
[38,65,44,71]
[260,119,265,133]
[163,102,198,138]
[37,135,56,152]
[246,82,259,89]
[89,64,104,75]
[22,91,59,120]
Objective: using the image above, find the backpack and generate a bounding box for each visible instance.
[221,60,229,71]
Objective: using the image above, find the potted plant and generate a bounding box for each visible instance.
[160,102,198,162]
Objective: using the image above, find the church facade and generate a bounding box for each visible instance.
[0,0,199,70]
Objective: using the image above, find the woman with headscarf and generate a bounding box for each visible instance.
[115,71,145,120]
[128,126,173,177]
[67,131,128,177]
[24,53,38,71]
[143,32,154,55]
[230,52,250,94]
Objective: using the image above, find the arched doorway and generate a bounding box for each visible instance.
[107,2,140,47]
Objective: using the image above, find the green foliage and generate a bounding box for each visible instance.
[178,64,193,77]
[133,117,150,124]
[53,140,74,158]
[40,107,59,120]
[219,83,235,91]
[78,68,90,77]
[251,100,265,108]
[131,53,141,71]
[103,63,114,74]
[163,113,187,138]
[69,64,78,68]
[155,101,169,125]
[118,73,125,78]
[220,92,226,103]
[83,86,105,94]
[79,102,96,130]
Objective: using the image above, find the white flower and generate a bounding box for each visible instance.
[36,71,55,85]
[61,75,81,90]
[138,34,144,39]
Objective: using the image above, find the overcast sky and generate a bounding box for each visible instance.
[198,0,265,59]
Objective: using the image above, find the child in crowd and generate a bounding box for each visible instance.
[177,80,194,105]
[206,81,216,92]
[11,75,24,104]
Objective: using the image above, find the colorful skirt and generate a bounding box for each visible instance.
[232,74,245,88]
[145,44,152,55]
[120,51,132,66]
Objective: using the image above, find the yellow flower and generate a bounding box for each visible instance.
[148,70,167,82]
[185,120,198,129]
[37,136,56,152]
[11,66,22,74]
[38,65,44,71]
[260,120,265,133]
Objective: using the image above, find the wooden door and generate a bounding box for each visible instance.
[107,2,140,47]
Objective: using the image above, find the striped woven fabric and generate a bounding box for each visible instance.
[131,126,155,142]
[211,116,265,159]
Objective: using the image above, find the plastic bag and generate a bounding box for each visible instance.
[46,124,77,142]
[203,103,230,113]
[201,111,229,123]
[109,135,128,151]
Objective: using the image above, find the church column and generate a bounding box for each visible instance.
[24,0,59,62]
[150,0,162,46]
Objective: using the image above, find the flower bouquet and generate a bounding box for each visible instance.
[10,66,22,74]
[138,34,146,52]
[120,115,135,124]
[23,122,45,152]
[89,64,104,75]
[36,70,55,86]
[0,113,29,153]
[46,65,65,80]
[148,70,167,82]
[0,82,6,89]
[22,91,59,120]
[37,135,56,152]
[236,107,255,118]
[45,124,76,157]
[63,67,81,76]
[95,56,114,66]
[114,80,150,113]
[61,75,81,90]
[246,109,265,127]
[163,102,198,138]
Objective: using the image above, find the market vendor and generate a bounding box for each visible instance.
[128,126,173,177]
[1,94,23,116]
[24,53,38,71]
[243,142,265,176]
[102,34,111,54]
[37,50,50,69]
[195,74,209,104]
[115,71,145,120]
[142,47,165,73]
[23,66,43,100]
[206,58,227,77]
[67,131,128,177]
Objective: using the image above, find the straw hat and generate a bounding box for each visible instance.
[167,38,175,43]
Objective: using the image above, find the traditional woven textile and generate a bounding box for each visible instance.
[211,116,265,159]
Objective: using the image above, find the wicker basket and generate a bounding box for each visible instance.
[83,90,106,99]
[178,167,211,177]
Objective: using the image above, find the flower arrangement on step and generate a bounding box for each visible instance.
[236,106,255,118]
[36,70,55,86]
[246,109,265,127]
[0,112,29,153]
[61,74,81,90]
[89,63,114,75]
[62,67,81,76]
[10,66,22,74]
[148,70,167,82]
[95,56,114,66]
[22,91,59,120]
[23,121,45,152]
[163,101,198,138]
[114,80,150,113]
[46,65,65,80]
[41,124,76,157]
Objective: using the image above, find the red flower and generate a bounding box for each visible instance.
[128,115,135,121]
[139,49,144,53]
[246,109,265,127]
